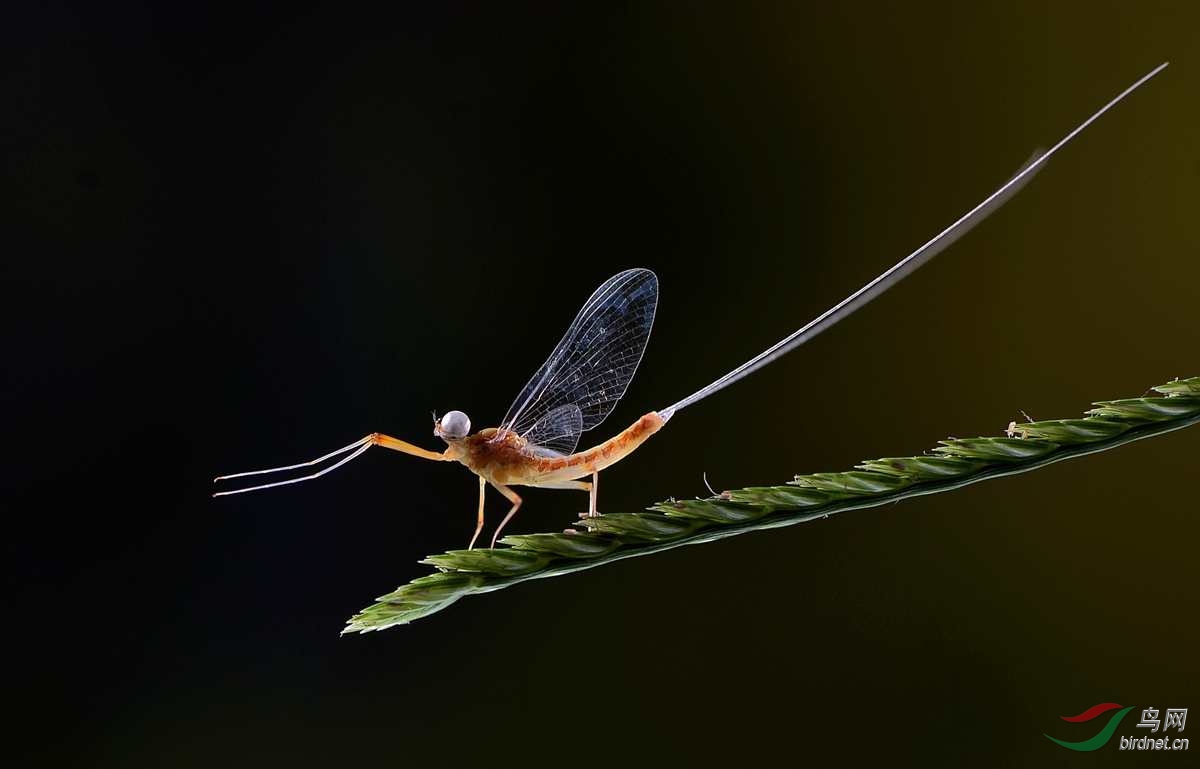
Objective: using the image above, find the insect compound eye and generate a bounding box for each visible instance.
[440,410,471,439]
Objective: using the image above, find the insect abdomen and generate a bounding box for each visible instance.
[531,411,666,482]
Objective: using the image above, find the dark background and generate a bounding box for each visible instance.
[5,3,1198,767]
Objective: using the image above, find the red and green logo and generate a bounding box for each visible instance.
[1045,703,1134,751]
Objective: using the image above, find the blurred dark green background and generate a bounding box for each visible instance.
[6,3,1198,767]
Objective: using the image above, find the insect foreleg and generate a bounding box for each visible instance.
[212,432,447,496]
[212,435,375,495]
[370,433,449,461]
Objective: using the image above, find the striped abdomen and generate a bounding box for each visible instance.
[464,412,667,486]
[523,411,666,485]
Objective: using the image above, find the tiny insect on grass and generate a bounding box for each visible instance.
[215,62,1169,550]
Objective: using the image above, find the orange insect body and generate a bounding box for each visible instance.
[363,408,667,548]
[450,412,666,487]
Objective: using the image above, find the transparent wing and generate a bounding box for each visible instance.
[521,404,584,457]
[500,268,658,452]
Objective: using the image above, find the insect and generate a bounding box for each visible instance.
[215,63,1167,549]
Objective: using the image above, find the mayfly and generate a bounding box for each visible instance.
[215,63,1167,549]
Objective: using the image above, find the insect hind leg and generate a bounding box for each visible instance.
[534,478,595,519]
